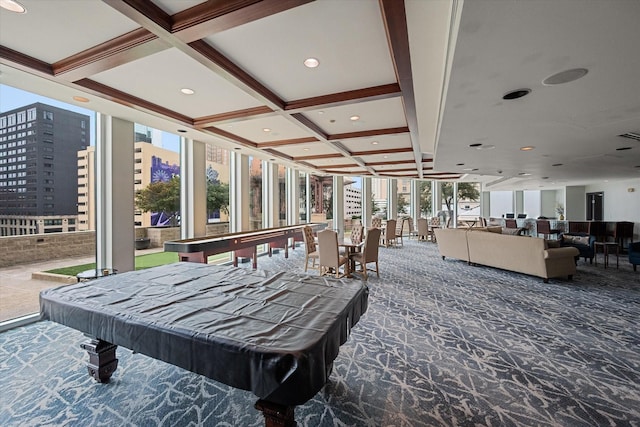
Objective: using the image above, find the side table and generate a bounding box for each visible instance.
[593,242,619,269]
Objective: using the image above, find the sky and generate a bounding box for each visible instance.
[0,84,180,152]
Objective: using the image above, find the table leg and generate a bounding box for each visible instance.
[80,339,118,383]
[254,400,296,427]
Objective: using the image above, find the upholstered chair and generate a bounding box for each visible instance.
[383,219,398,248]
[629,241,640,272]
[350,225,364,245]
[536,220,561,239]
[317,229,349,278]
[350,227,382,280]
[371,217,382,228]
[416,218,429,241]
[302,225,319,272]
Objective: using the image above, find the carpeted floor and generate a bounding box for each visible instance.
[1,239,639,426]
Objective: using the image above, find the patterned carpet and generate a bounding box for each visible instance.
[1,238,639,426]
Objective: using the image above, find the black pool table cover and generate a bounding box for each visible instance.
[40,262,368,406]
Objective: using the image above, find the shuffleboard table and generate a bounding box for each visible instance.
[164,223,327,268]
[40,262,368,426]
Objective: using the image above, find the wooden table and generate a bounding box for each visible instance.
[594,241,619,268]
[339,239,364,277]
[40,263,369,427]
[164,223,326,268]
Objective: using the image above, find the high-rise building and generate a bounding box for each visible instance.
[0,103,89,235]
[0,102,90,216]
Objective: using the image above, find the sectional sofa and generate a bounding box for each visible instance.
[434,227,579,282]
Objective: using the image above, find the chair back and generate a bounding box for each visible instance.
[371,217,382,228]
[407,217,414,234]
[429,217,441,227]
[363,228,382,262]
[505,219,518,229]
[318,229,340,270]
[396,218,405,236]
[302,225,316,254]
[536,220,551,234]
[417,218,428,236]
[351,225,364,245]
[385,219,397,238]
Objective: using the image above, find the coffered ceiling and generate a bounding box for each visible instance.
[1,0,639,189]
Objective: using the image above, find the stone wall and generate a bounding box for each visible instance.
[0,231,95,268]
[0,223,232,268]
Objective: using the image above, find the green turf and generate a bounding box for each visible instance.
[46,251,179,277]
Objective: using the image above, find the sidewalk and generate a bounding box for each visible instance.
[0,248,162,324]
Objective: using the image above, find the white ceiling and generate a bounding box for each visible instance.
[1,0,639,189]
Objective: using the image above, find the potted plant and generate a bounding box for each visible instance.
[556,205,565,220]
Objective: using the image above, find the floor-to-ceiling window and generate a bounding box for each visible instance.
[418,180,432,218]
[278,165,286,227]
[310,174,333,228]
[299,171,308,223]
[343,176,362,236]
[371,177,388,219]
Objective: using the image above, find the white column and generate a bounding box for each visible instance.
[410,180,420,222]
[361,177,372,228]
[180,137,206,239]
[432,181,440,217]
[264,162,278,228]
[95,114,134,273]
[229,151,249,232]
[304,173,311,223]
[286,168,299,225]
[388,178,398,219]
[333,175,344,238]
[452,182,459,228]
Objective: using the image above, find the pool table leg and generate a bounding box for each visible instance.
[254,400,296,427]
[80,339,118,383]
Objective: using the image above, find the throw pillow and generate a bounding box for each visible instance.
[562,235,575,245]
[573,235,590,246]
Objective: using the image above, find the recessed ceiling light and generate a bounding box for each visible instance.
[0,0,26,13]
[371,141,379,145]
[180,88,195,95]
[472,168,479,171]
[234,147,241,151]
[518,172,531,176]
[469,143,482,148]
[616,147,632,151]
[520,146,535,151]
[303,148,309,151]
[543,68,588,86]
[318,111,324,115]
[383,155,388,159]
[72,96,89,103]
[262,128,271,132]
[269,158,276,162]
[462,168,474,171]
[503,88,531,100]
[177,129,187,133]
[477,144,495,150]
[456,163,465,166]
[303,57,319,68]
[552,163,563,166]
[350,115,360,121]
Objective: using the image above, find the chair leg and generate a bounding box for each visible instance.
[375,262,379,277]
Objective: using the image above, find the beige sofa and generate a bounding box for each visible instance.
[434,227,579,282]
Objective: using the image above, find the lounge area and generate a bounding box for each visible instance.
[2,239,638,425]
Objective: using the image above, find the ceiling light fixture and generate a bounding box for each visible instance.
[543,68,588,86]
[456,163,465,166]
[552,163,563,166]
[477,144,495,150]
[350,115,360,121]
[303,57,319,68]
[616,147,632,151]
[303,148,309,151]
[520,146,535,151]
[469,143,482,148]
[234,147,241,151]
[177,129,187,133]
[503,88,531,100]
[180,88,195,95]
[262,128,271,132]
[72,96,89,103]
[0,0,26,13]
[371,141,379,145]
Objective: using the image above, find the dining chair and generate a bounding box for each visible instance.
[350,227,382,280]
[536,219,561,239]
[302,225,319,272]
[382,219,398,248]
[395,217,405,246]
[427,217,440,242]
[416,218,429,241]
[350,224,364,245]
[371,217,382,228]
[317,229,349,278]
[407,217,418,240]
[505,219,518,229]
